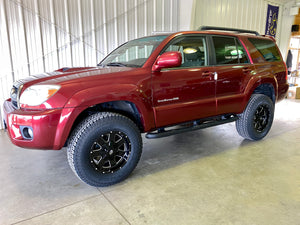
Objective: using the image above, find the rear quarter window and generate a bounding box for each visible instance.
[248,38,281,62]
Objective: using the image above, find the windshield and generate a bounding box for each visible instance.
[99,35,168,68]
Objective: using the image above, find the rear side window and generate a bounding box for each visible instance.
[248,38,281,62]
[212,36,249,65]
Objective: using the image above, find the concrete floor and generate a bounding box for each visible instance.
[1,99,300,225]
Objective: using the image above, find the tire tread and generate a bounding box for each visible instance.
[236,94,274,141]
[67,112,142,187]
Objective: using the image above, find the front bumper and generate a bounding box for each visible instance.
[3,99,64,150]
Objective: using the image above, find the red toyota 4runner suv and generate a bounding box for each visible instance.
[3,27,289,187]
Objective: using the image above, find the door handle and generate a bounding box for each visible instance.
[202,71,213,77]
[202,71,218,80]
[243,68,252,74]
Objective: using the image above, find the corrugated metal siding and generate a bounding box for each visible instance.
[191,0,283,42]
[0,0,179,129]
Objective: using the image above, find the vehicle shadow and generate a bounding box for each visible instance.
[131,114,300,181]
[133,123,249,178]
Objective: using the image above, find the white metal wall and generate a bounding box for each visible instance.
[191,0,283,42]
[0,0,179,129]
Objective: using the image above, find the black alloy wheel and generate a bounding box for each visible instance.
[253,104,270,133]
[89,131,131,174]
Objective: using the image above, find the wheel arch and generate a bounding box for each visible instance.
[253,83,276,104]
[239,76,277,115]
[66,100,145,145]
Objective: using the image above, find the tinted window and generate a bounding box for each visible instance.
[236,41,249,63]
[248,38,281,62]
[163,36,207,68]
[212,36,249,65]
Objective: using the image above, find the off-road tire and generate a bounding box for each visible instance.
[67,112,142,187]
[236,94,274,141]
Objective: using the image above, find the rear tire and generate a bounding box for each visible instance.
[67,112,142,187]
[236,94,274,141]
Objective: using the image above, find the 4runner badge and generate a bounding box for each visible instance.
[157,97,179,103]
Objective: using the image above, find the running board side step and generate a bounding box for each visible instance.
[146,115,238,139]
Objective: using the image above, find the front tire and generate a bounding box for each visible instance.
[236,94,274,141]
[67,112,142,187]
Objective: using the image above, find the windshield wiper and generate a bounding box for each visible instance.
[106,62,128,67]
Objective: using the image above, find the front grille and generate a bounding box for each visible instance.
[12,99,18,108]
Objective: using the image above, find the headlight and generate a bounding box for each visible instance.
[19,85,61,106]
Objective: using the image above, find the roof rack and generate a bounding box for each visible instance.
[198,26,260,36]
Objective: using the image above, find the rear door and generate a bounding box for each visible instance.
[210,35,255,115]
[152,35,216,127]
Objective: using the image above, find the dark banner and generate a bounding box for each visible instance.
[265,4,279,38]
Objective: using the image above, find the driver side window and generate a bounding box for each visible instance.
[163,36,207,68]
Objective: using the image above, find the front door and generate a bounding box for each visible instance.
[152,35,216,127]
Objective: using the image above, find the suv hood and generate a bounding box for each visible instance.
[16,67,135,87]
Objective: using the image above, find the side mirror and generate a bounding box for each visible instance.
[152,51,182,72]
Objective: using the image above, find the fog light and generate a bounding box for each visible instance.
[20,126,34,140]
